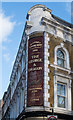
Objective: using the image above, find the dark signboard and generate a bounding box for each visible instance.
[27,36,44,106]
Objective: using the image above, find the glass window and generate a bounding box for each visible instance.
[57,49,65,67]
[57,83,66,108]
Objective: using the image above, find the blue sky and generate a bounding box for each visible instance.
[0,2,72,99]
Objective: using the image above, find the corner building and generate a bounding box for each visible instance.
[2,4,73,120]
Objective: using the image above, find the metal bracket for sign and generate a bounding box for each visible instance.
[47,115,57,120]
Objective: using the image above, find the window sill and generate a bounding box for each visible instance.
[56,107,66,110]
[54,107,67,113]
[54,107,72,115]
[50,63,71,73]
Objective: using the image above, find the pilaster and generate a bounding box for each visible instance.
[44,32,50,107]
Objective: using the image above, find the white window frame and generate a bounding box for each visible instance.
[54,75,72,112]
[54,44,70,70]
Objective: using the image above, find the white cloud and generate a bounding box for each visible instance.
[0,10,16,44]
[2,46,7,50]
[17,22,23,25]
[3,53,10,62]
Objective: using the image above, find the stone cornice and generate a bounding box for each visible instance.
[25,106,73,116]
[41,17,73,33]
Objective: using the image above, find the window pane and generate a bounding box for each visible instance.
[57,84,65,96]
[57,58,64,67]
[61,85,65,96]
[57,50,64,59]
[57,84,61,95]
[57,96,65,108]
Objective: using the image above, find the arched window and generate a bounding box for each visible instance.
[57,49,65,67]
[54,44,70,69]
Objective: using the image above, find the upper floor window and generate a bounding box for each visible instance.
[54,44,70,70]
[57,83,66,108]
[57,49,65,67]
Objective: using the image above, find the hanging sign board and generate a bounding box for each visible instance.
[27,36,44,107]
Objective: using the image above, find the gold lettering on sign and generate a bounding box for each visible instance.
[31,90,37,93]
[33,49,38,52]
[28,67,42,72]
[30,41,41,46]
[29,58,42,64]
[31,99,39,101]
[33,63,36,67]
[29,44,42,48]
[32,55,39,59]
[29,88,42,90]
